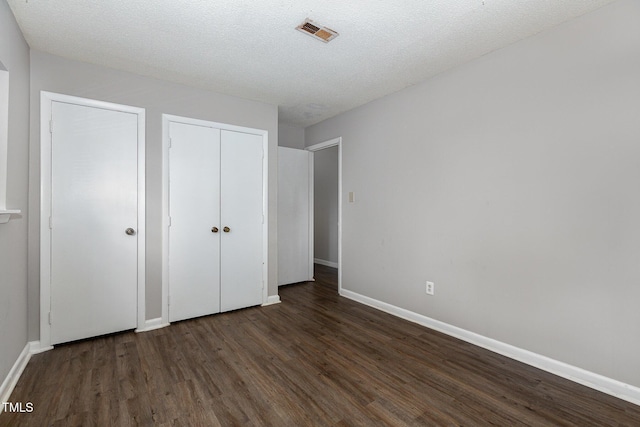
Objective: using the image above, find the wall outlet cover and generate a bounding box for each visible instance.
[426,281,435,295]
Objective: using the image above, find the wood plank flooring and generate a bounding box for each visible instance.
[2,264,639,426]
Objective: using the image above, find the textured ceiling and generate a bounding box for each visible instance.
[8,0,616,127]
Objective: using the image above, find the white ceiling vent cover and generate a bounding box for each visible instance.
[296,19,339,43]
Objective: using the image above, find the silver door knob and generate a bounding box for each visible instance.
[125,228,136,236]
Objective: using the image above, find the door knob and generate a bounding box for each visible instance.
[223,226,231,233]
[211,227,219,233]
[125,228,136,236]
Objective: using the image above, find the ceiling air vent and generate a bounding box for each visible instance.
[296,19,339,43]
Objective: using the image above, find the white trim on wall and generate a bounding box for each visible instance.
[161,114,270,324]
[263,295,281,306]
[0,343,31,410]
[39,91,146,349]
[341,288,640,407]
[135,318,170,333]
[307,152,315,280]
[314,258,339,269]
[0,64,9,211]
[1,341,57,411]
[28,341,52,355]
[306,137,343,292]
[0,62,21,222]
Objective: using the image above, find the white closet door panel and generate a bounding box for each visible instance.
[169,122,221,322]
[50,101,138,344]
[277,147,312,285]
[220,130,264,312]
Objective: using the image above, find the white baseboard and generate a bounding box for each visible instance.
[263,295,281,306]
[135,317,170,333]
[29,341,53,354]
[0,343,32,410]
[340,288,640,407]
[314,258,338,269]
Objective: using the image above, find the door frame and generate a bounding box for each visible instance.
[307,137,343,293]
[40,91,146,348]
[161,114,269,326]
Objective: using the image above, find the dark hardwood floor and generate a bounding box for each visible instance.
[2,264,639,426]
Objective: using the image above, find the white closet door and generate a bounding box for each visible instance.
[50,101,138,345]
[277,147,312,285]
[220,130,264,312]
[168,122,221,322]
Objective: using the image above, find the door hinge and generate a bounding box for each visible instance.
[49,216,52,229]
[168,216,172,227]
[48,312,52,325]
[49,119,53,134]
[168,138,172,149]
[262,214,265,224]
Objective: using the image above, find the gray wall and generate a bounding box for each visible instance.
[306,0,640,388]
[0,0,30,386]
[313,146,339,265]
[28,51,279,340]
[278,122,305,149]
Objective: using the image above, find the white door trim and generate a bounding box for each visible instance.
[162,114,269,326]
[308,151,315,281]
[306,137,342,293]
[40,91,146,348]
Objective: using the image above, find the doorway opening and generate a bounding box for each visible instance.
[307,137,342,294]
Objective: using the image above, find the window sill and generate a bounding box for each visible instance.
[0,209,21,224]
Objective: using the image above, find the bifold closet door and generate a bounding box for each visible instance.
[220,130,264,312]
[168,123,264,322]
[168,123,221,322]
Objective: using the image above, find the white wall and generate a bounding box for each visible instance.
[306,0,640,388]
[278,122,305,149]
[0,0,30,389]
[313,146,339,265]
[28,51,279,339]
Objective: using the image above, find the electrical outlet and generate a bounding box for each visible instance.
[426,281,435,296]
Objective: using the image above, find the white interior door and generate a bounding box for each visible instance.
[168,122,221,322]
[277,147,313,285]
[220,130,264,312]
[50,101,139,345]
